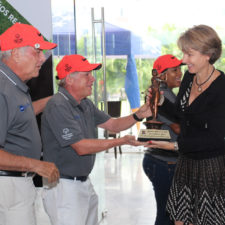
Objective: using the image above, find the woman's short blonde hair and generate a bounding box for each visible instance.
[177,25,222,64]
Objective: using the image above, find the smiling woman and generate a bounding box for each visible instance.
[155,25,225,225]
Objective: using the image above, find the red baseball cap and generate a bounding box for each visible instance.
[56,55,102,80]
[153,54,182,74]
[0,23,57,51]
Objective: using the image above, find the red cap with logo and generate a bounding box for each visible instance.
[0,23,57,51]
[56,54,102,80]
[153,54,182,74]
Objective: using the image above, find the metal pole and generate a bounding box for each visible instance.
[73,0,77,54]
[101,7,107,114]
[91,7,107,112]
[91,8,98,106]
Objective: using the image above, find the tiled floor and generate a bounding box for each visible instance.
[100,150,156,225]
[35,148,156,225]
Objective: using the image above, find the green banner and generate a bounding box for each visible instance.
[0,0,30,34]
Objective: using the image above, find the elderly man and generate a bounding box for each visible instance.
[0,23,59,225]
[41,54,151,225]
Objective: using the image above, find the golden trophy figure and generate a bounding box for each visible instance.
[138,69,171,141]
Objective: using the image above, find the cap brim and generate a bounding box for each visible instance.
[172,60,183,68]
[39,41,57,50]
[93,64,102,70]
[77,63,102,72]
[160,60,183,74]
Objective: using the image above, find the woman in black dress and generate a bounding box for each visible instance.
[148,24,225,225]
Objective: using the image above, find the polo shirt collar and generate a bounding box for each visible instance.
[0,61,29,93]
[58,86,83,108]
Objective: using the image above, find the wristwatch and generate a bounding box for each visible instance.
[174,142,179,151]
[133,113,143,122]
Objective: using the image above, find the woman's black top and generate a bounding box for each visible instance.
[159,70,225,159]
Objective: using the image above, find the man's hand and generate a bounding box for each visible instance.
[145,88,164,107]
[134,87,165,120]
[122,135,146,146]
[32,161,60,183]
[135,103,152,120]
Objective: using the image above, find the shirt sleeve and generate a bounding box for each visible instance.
[85,99,111,126]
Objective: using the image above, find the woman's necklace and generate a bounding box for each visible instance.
[195,67,215,92]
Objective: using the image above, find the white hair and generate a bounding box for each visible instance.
[58,72,78,87]
[0,46,30,60]
[0,50,12,60]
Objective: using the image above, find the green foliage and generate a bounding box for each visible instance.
[105,58,126,94]
[136,58,154,97]
[52,57,62,93]
[215,44,225,72]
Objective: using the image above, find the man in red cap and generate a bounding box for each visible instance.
[41,54,152,225]
[0,23,59,225]
[143,54,182,225]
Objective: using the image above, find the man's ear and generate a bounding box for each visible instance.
[11,48,20,63]
[65,74,73,85]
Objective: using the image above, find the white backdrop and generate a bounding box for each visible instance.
[7,0,53,39]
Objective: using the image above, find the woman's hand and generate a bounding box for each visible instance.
[145,140,175,150]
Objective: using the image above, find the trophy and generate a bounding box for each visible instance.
[138,69,171,142]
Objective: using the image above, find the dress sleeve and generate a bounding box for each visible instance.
[158,98,180,123]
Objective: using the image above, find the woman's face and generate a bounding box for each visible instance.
[182,48,210,74]
[165,66,182,89]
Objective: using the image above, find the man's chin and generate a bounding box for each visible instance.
[33,71,40,77]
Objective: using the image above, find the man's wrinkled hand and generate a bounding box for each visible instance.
[123,135,147,146]
[33,161,60,183]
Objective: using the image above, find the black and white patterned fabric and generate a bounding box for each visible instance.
[180,81,192,112]
[166,154,225,225]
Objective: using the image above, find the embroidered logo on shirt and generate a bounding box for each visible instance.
[61,128,73,140]
[19,103,30,112]
[74,115,80,120]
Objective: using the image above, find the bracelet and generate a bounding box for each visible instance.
[133,113,143,122]
[174,141,179,151]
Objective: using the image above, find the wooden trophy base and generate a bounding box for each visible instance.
[138,120,171,142]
